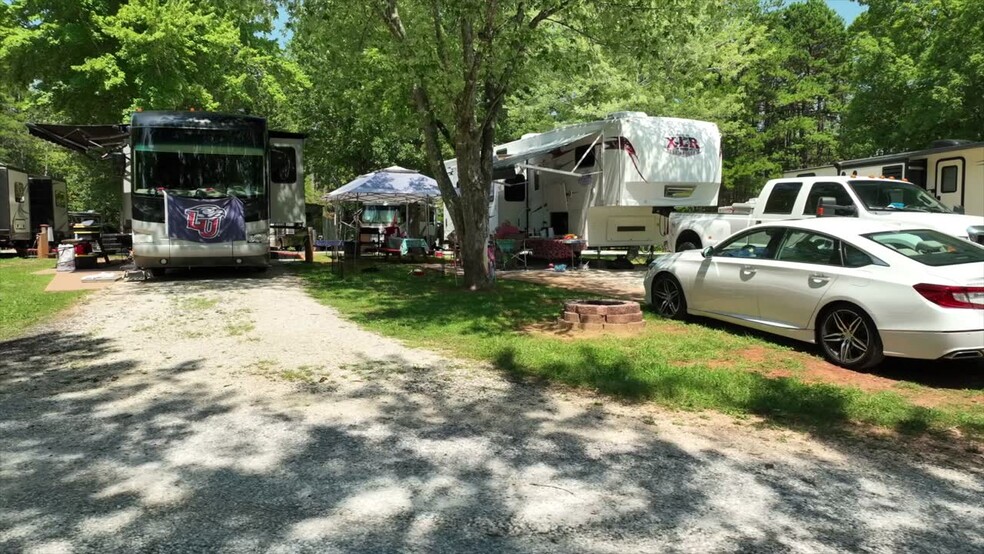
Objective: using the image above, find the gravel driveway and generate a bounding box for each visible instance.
[1,268,982,553]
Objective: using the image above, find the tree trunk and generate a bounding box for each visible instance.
[453,135,493,289]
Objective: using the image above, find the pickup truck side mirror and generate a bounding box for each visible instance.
[953,205,965,214]
[701,246,714,258]
[817,196,857,217]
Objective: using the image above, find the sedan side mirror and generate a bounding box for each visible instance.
[701,246,714,258]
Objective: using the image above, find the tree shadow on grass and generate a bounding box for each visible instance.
[492,342,984,440]
[294,264,982,437]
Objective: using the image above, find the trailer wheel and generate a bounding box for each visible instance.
[149,268,166,278]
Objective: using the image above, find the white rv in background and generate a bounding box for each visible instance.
[0,167,69,251]
[1,164,31,249]
[783,140,984,216]
[443,112,722,248]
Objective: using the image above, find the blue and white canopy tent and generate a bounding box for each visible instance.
[324,166,442,246]
[324,166,441,204]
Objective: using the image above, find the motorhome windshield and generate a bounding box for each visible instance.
[133,127,265,199]
[849,180,951,213]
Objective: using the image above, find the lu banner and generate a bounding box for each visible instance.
[165,193,247,243]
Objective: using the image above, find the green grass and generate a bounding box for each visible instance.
[293,263,984,439]
[173,296,219,311]
[0,257,89,341]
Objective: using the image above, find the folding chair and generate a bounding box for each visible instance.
[436,241,461,284]
[495,238,529,270]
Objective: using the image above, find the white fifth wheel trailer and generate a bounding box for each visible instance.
[444,112,722,248]
[783,140,984,216]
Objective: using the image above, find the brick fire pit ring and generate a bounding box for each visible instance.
[560,299,645,334]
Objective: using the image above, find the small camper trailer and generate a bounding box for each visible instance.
[443,112,722,248]
[783,140,984,216]
[1,165,32,250]
[0,167,68,251]
[28,175,69,243]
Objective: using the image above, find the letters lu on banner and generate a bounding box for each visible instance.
[165,193,247,243]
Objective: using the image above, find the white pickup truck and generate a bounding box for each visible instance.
[669,176,984,251]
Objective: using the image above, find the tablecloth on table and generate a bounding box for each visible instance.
[525,238,586,260]
[386,236,429,256]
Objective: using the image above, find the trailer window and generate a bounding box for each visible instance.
[13,181,26,203]
[503,175,525,202]
[940,165,958,193]
[271,146,297,184]
[881,164,904,179]
[763,182,802,214]
[574,144,596,168]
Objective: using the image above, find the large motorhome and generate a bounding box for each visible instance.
[443,112,722,248]
[28,112,306,272]
[0,165,68,251]
[783,140,984,216]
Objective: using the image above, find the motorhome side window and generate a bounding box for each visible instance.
[803,182,852,214]
[271,146,297,183]
[940,165,958,193]
[763,182,802,214]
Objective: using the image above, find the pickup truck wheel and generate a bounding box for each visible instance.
[677,241,698,251]
[651,274,687,319]
[817,304,884,370]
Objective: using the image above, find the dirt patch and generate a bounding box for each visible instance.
[500,268,647,301]
[708,346,983,410]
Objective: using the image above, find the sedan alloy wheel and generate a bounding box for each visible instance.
[652,275,687,319]
[818,306,884,369]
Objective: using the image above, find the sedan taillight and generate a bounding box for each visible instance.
[913,283,984,309]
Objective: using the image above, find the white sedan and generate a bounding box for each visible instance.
[644,218,984,369]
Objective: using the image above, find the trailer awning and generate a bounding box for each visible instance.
[491,132,597,169]
[26,123,130,155]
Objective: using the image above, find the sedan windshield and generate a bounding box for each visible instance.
[849,180,951,213]
[864,229,984,266]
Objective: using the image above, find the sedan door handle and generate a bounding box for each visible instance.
[809,273,830,282]
[741,265,757,274]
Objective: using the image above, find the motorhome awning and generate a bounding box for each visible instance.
[324,166,441,204]
[26,123,130,155]
[491,132,597,169]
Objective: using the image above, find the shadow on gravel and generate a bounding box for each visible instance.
[2,323,983,551]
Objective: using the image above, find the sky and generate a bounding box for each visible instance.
[822,0,867,24]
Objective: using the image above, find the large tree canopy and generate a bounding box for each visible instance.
[843,0,984,155]
[0,0,306,219]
